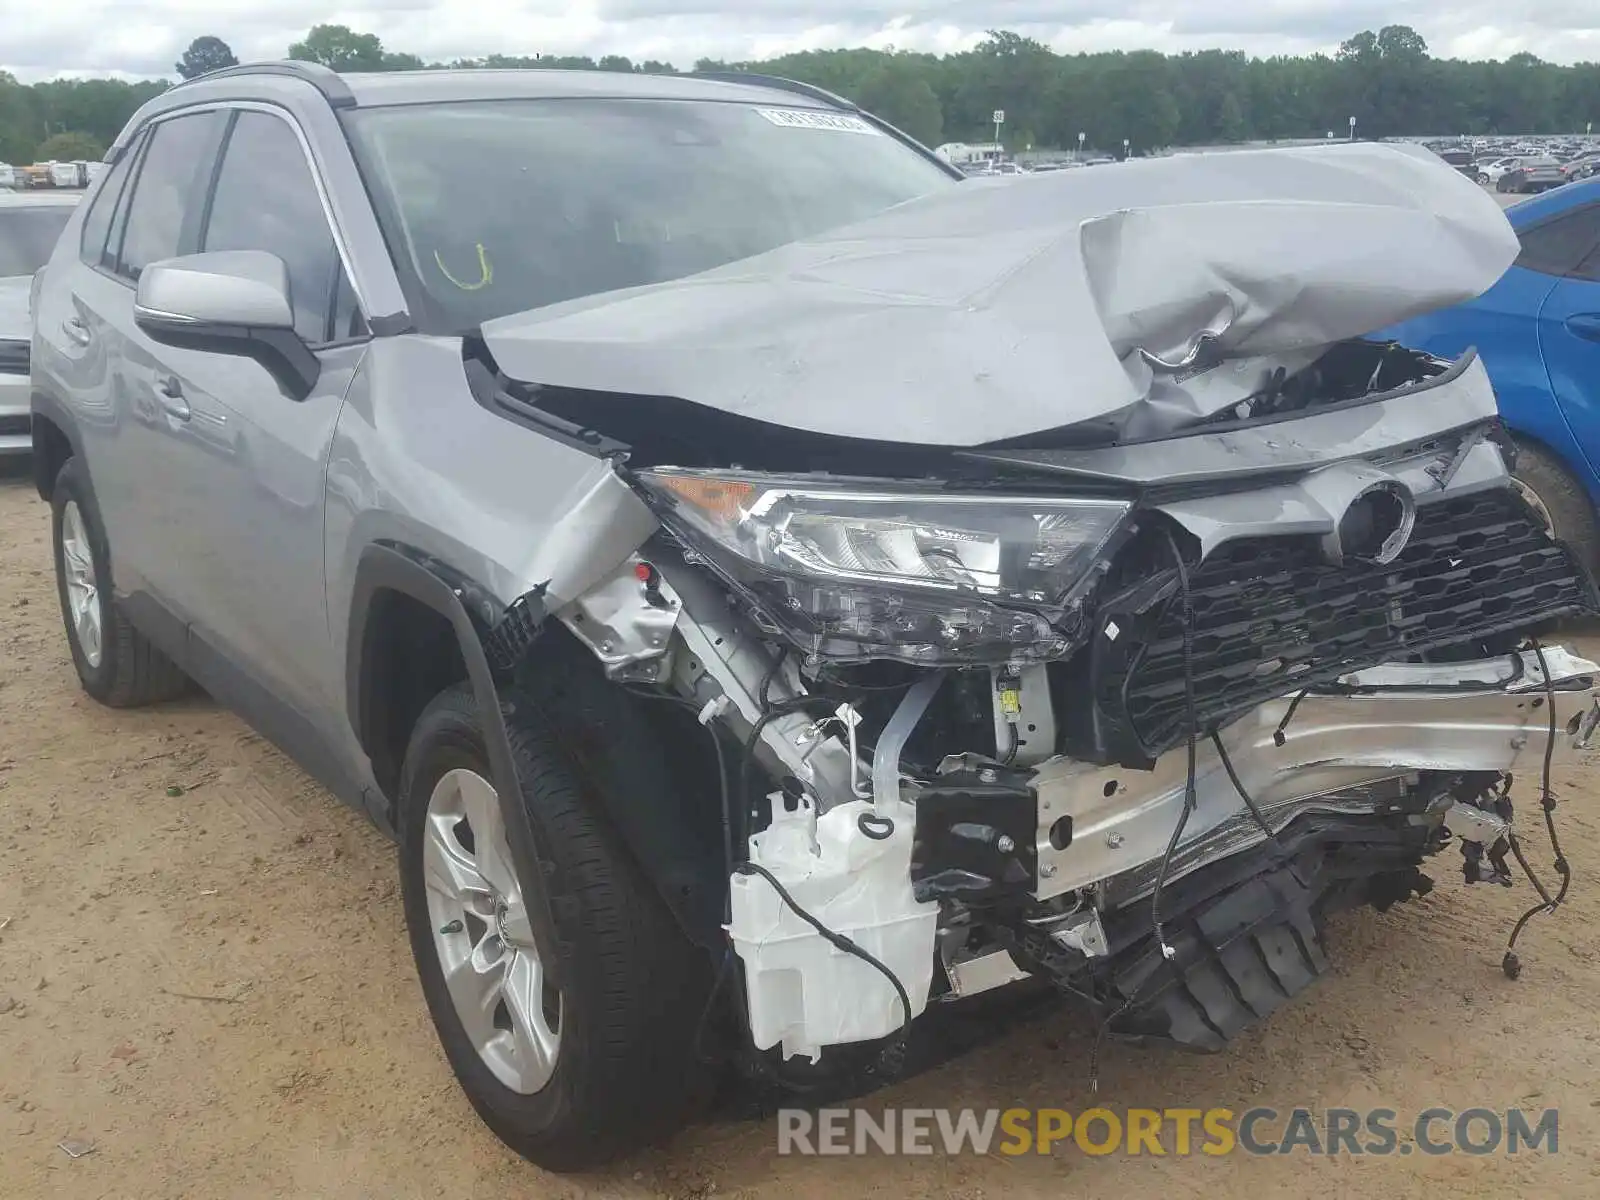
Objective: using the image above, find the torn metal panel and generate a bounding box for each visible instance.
[479,142,1518,447]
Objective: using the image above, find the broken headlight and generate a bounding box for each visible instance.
[639,469,1131,664]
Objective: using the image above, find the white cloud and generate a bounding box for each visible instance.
[3,0,1598,81]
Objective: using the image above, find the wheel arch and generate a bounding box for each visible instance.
[29,389,83,502]
[345,541,727,951]
[345,541,568,982]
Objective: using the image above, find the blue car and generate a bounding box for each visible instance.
[1375,177,1600,571]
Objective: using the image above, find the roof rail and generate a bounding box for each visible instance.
[172,60,357,109]
[688,71,856,112]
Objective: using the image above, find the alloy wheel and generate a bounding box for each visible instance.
[60,500,103,669]
[423,767,562,1094]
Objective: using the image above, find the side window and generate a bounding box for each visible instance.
[1514,207,1600,279]
[117,110,228,282]
[78,137,140,266]
[202,110,348,345]
[101,132,146,273]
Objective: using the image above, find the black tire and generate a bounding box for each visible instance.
[1477,172,1490,185]
[50,456,189,707]
[1512,439,1600,577]
[397,682,712,1172]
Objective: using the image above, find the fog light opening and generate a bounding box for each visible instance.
[1339,481,1416,565]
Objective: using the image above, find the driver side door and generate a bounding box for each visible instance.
[143,106,370,722]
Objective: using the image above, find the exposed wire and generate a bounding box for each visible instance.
[1502,637,1573,979]
[1211,731,1303,885]
[1149,525,1201,963]
[1089,524,1202,1093]
[1272,689,1310,747]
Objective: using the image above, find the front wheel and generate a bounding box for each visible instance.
[1477,172,1490,185]
[398,683,712,1171]
[1511,439,1600,581]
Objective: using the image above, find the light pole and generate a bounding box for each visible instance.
[1122,137,1130,160]
[1349,115,1357,142]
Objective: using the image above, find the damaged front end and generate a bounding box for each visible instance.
[538,337,1599,1075]
[497,144,1600,1080]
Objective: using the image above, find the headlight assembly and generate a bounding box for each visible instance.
[637,469,1131,664]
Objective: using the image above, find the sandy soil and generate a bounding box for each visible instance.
[5,459,1600,1199]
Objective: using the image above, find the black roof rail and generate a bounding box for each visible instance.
[172,60,357,109]
[689,71,856,112]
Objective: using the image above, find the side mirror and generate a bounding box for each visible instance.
[134,250,320,400]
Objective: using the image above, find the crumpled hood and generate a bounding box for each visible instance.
[479,142,1518,447]
[0,276,32,343]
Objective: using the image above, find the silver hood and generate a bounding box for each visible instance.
[479,142,1518,447]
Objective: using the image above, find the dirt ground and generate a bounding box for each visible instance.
[6,461,1600,1199]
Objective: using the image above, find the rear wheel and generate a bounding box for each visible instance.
[50,457,189,707]
[398,682,712,1171]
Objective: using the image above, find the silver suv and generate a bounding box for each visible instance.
[28,62,1600,1171]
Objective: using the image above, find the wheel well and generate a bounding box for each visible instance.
[31,415,72,501]
[356,587,469,806]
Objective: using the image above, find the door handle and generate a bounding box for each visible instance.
[62,316,91,346]
[156,376,191,420]
[1565,312,1600,342]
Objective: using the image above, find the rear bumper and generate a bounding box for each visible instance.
[1032,646,1600,900]
[0,373,28,455]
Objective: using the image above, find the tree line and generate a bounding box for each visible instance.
[4,24,1599,167]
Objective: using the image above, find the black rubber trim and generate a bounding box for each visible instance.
[28,388,86,501]
[346,541,565,986]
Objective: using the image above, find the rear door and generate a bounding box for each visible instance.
[1531,205,1600,468]
[50,112,228,612]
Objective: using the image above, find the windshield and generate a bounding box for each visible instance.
[0,206,72,277]
[342,97,958,333]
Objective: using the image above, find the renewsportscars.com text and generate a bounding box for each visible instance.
[777,1106,1559,1157]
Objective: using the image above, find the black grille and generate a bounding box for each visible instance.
[0,339,27,375]
[1116,489,1593,756]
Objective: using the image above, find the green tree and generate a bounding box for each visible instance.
[35,130,102,160]
[852,59,944,146]
[7,26,1600,162]
[288,24,389,72]
[174,35,239,80]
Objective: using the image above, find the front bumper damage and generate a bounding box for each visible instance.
[560,520,1599,1062]
[1031,647,1600,901]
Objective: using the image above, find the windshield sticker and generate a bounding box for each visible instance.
[755,108,882,135]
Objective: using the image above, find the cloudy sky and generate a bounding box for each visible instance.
[3,0,1596,82]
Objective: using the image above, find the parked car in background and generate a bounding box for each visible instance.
[0,163,19,190]
[1476,156,1520,185]
[1500,156,1565,193]
[1562,156,1600,183]
[1372,178,1600,571]
[48,161,87,188]
[1435,147,1478,178]
[1,190,79,455]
